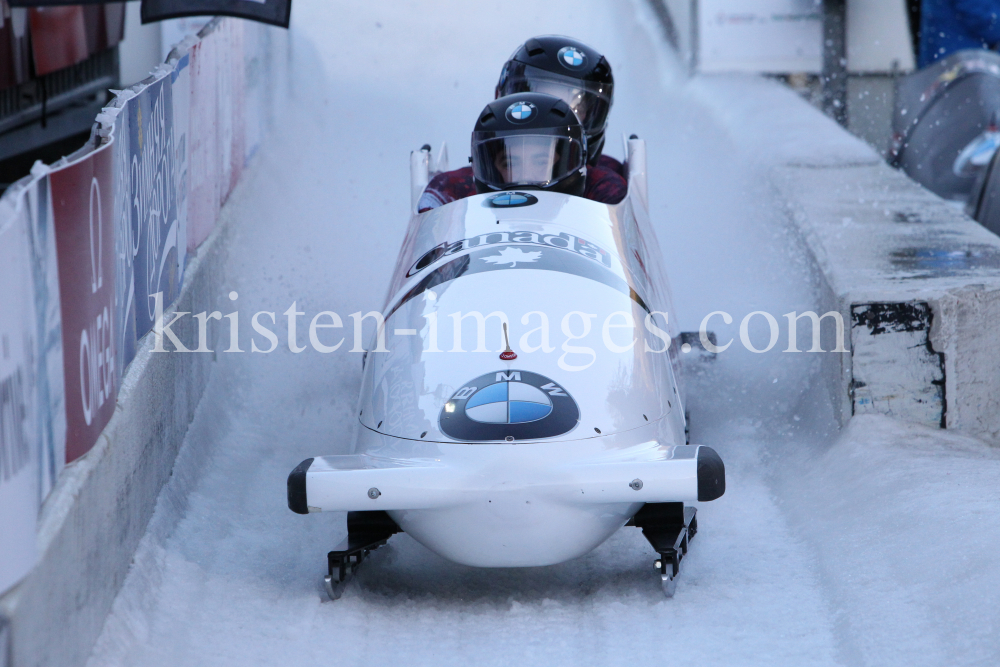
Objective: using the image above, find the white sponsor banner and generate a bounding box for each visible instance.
[698,0,823,73]
[215,22,236,202]
[846,0,914,73]
[22,176,67,499]
[160,16,211,61]
[666,0,912,74]
[0,198,39,596]
[243,25,265,165]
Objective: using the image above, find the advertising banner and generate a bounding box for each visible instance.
[213,24,235,206]
[125,74,182,338]
[21,176,67,498]
[0,203,39,596]
[171,55,191,283]
[242,25,265,165]
[111,109,138,374]
[187,35,219,250]
[697,0,822,74]
[223,20,245,199]
[160,16,210,61]
[140,0,292,28]
[0,12,287,487]
[81,3,125,54]
[26,6,88,76]
[49,144,118,463]
[9,0,123,4]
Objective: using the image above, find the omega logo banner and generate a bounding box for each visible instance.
[0,204,39,596]
[49,143,119,463]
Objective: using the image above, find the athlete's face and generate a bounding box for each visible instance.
[493,137,559,184]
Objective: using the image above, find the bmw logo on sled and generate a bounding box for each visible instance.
[439,370,579,441]
[287,137,725,601]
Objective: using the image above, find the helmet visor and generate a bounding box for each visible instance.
[501,64,612,133]
[472,134,584,190]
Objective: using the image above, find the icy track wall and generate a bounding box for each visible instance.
[0,17,287,667]
[647,5,1000,439]
[685,73,1000,442]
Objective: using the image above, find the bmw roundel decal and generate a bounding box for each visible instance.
[486,191,538,208]
[439,370,579,441]
[505,101,536,122]
[558,46,586,69]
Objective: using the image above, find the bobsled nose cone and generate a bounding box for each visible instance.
[697,446,725,501]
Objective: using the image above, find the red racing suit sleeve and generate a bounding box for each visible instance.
[584,165,627,205]
[417,166,477,212]
[596,154,624,177]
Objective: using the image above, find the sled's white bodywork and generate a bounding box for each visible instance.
[296,140,718,567]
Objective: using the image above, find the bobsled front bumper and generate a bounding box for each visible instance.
[287,442,723,567]
[288,443,724,514]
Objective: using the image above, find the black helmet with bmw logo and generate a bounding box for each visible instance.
[471,92,587,197]
[496,35,613,166]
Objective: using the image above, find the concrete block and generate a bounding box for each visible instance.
[709,75,1000,442]
[850,302,945,426]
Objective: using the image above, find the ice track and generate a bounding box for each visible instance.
[87,2,1000,666]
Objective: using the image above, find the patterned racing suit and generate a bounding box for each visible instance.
[417,158,627,213]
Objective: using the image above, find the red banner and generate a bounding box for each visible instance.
[28,7,89,76]
[49,143,118,463]
[82,4,125,54]
[26,4,124,77]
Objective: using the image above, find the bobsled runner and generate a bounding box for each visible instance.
[287,138,725,600]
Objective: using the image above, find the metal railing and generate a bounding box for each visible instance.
[0,47,118,135]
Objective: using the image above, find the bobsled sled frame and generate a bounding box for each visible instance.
[323,511,401,600]
[293,133,725,602]
[627,502,697,598]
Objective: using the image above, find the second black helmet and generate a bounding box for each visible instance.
[496,35,613,165]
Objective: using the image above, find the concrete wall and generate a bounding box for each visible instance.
[776,157,1000,440]
[0,220,230,667]
[698,74,1000,442]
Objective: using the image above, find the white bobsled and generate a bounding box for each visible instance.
[288,138,725,598]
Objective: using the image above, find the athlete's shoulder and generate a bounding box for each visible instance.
[596,154,624,177]
[584,165,627,205]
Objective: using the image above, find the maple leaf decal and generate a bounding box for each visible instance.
[480,247,542,267]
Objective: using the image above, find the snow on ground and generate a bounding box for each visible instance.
[770,414,1000,667]
[86,1,1000,666]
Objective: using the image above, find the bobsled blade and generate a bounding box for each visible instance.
[323,574,348,601]
[634,503,697,598]
[321,511,401,601]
